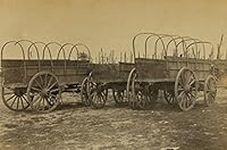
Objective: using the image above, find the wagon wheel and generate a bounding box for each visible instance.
[204,75,217,106]
[135,90,150,109]
[175,67,198,111]
[145,84,159,105]
[27,72,61,112]
[2,86,30,111]
[127,68,150,109]
[90,85,108,109]
[127,68,137,109]
[80,77,91,106]
[112,89,128,106]
[164,90,176,105]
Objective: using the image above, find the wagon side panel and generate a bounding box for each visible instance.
[167,57,211,81]
[135,58,168,80]
[1,60,26,85]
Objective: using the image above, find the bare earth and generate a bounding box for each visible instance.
[0,88,226,150]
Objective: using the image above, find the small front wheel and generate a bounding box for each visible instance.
[90,87,107,109]
[113,89,128,106]
[2,86,30,111]
[204,75,217,106]
[175,67,198,111]
[164,90,176,105]
[81,77,91,106]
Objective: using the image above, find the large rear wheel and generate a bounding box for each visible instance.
[27,72,61,113]
[175,67,198,111]
[127,68,156,110]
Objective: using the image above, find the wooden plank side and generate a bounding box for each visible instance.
[135,58,168,80]
[2,67,25,84]
[134,57,213,82]
[1,59,90,85]
[89,63,135,83]
[91,64,119,82]
[167,57,212,80]
[119,62,134,72]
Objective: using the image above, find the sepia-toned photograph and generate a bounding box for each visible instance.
[0,0,226,149]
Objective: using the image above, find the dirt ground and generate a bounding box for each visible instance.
[0,87,226,150]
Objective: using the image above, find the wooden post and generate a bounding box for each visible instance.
[124,52,127,62]
[98,51,101,64]
[130,52,133,63]
[120,52,122,62]
[101,48,104,64]
[112,50,115,63]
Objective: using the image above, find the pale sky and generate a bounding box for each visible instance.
[0,0,227,59]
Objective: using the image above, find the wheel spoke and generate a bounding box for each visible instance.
[47,76,54,88]
[210,93,216,99]
[207,82,211,90]
[16,97,19,110]
[185,95,190,108]
[190,87,197,92]
[42,97,46,110]
[32,87,42,93]
[185,93,190,108]
[44,74,48,87]
[20,97,25,109]
[188,92,196,99]
[178,80,184,89]
[39,75,44,87]
[6,94,16,102]
[37,97,43,109]
[177,91,184,100]
[50,94,57,99]
[47,81,58,91]
[186,74,194,85]
[34,79,43,89]
[180,74,185,85]
[22,95,29,104]
[188,79,195,86]
[50,88,59,93]
[22,95,30,105]
[4,92,14,96]
[33,95,41,103]
[177,87,184,92]
[10,97,17,108]
[45,98,53,107]
[184,71,190,84]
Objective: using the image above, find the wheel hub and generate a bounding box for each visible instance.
[14,89,24,97]
[41,88,49,97]
[184,85,191,93]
